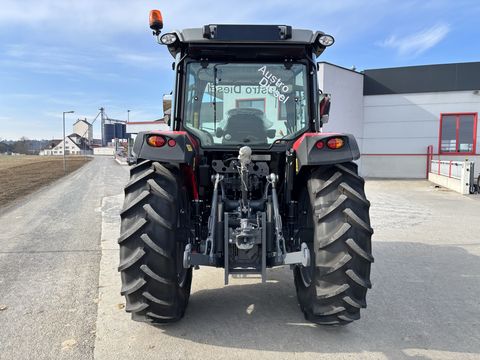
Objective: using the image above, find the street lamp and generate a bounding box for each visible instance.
[127,110,131,158]
[63,110,74,174]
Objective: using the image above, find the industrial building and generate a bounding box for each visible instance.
[98,107,128,146]
[319,61,480,178]
[103,122,127,145]
[73,119,93,143]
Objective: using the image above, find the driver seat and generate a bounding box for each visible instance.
[222,108,267,144]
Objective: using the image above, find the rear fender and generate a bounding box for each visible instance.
[292,132,360,171]
[133,131,197,166]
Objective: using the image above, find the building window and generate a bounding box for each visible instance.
[439,113,477,154]
[236,98,265,113]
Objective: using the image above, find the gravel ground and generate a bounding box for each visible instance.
[1,158,479,360]
[0,157,128,359]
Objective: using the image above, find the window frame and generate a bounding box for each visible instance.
[439,112,478,155]
[235,98,266,114]
[180,60,313,148]
[278,99,287,121]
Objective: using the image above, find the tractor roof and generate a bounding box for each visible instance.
[162,25,330,58]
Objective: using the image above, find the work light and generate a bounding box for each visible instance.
[160,33,178,45]
[318,34,335,47]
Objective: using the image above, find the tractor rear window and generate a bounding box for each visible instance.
[183,62,308,146]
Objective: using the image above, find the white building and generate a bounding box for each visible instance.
[73,119,93,143]
[318,61,480,178]
[40,135,92,155]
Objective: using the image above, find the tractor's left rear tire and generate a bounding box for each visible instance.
[118,160,192,324]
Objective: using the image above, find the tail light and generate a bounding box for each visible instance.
[147,135,166,147]
[167,139,176,147]
[315,140,325,149]
[327,137,345,150]
[314,137,345,150]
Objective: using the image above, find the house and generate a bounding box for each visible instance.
[40,135,92,155]
[39,140,61,156]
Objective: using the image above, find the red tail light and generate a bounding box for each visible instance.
[147,135,166,147]
[315,140,325,149]
[167,139,176,147]
[327,137,345,150]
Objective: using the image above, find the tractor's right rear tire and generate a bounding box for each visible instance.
[294,162,373,325]
[118,160,192,323]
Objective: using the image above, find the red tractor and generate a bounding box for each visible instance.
[119,10,373,325]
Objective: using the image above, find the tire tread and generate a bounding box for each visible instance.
[119,162,191,323]
[294,162,373,326]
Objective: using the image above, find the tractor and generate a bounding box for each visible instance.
[118,9,373,326]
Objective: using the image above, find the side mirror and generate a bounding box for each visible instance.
[162,94,172,125]
[319,93,331,124]
[215,127,224,138]
[266,129,276,139]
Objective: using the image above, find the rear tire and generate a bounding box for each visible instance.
[118,160,192,323]
[294,162,373,325]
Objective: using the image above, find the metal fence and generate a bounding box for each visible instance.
[429,159,476,194]
[430,160,463,179]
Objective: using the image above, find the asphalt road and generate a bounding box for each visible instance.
[0,157,128,359]
[1,158,480,359]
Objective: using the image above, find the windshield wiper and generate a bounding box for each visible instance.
[211,62,228,132]
[213,65,217,131]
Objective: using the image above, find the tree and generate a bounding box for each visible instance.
[13,137,30,154]
[0,141,10,153]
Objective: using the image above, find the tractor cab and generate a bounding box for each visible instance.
[149,11,334,149]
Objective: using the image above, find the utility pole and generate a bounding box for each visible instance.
[127,110,131,158]
[63,110,74,174]
[100,107,105,146]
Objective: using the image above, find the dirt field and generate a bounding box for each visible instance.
[0,155,91,207]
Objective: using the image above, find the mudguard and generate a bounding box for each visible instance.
[292,132,360,170]
[132,131,197,165]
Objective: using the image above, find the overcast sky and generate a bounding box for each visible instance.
[1,0,479,140]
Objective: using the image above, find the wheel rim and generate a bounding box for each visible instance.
[298,191,314,288]
[176,241,188,287]
[176,187,190,288]
[299,257,313,287]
